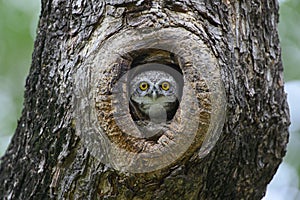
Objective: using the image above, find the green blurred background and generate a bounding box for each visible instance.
[0,0,299,199]
[0,0,40,153]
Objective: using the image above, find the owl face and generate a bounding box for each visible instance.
[129,70,180,122]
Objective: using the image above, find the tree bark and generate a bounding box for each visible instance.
[0,0,289,199]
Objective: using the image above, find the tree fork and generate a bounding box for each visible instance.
[0,0,289,199]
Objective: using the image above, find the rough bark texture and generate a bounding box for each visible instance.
[0,0,289,200]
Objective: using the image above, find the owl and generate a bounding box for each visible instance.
[128,66,180,126]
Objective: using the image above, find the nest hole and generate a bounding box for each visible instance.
[125,49,184,138]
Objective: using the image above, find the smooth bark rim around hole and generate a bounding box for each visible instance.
[74,27,225,173]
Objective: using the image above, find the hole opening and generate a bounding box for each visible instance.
[125,49,184,139]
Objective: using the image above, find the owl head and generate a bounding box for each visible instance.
[128,63,182,123]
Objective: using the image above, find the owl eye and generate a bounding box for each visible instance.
[161,81,170,91]
[139,82,149,91]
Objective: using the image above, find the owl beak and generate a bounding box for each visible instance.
[151,90,157,100]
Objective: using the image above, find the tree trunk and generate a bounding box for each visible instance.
[0,0,289,199]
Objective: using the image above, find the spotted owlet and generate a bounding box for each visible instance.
[128,64,180,126]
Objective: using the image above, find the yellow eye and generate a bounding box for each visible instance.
[161,81,170,91]
[139,82,149,91]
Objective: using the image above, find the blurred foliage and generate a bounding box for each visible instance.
[0,0,40,154]
[279,0,300,191]
[279,0,300,81]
